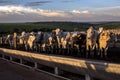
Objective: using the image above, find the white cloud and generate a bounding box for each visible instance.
[93,6,120,16]
[71,10,90,14]
[0,5,67,17]
[0,5,120,23]
[81,10,89,14]
[95,6,120,10]
[71,10,81,14]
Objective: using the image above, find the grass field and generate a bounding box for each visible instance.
[0,22,120,34]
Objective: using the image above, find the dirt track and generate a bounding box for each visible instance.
[0,59,62,80]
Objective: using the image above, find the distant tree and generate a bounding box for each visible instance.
[13,28,19,33]
[74,28,78,31]
[32,29,39,32]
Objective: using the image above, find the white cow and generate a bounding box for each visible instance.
[19,31,30,50]
[52,28,63,48]
[86,27,99,58]
[27,32,36,51]
[5,34,13,48]
[40,32,55,53]
[52,28,73,48]
[33,31,43,52]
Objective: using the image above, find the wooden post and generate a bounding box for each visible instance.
[13,32,17,49]
[0,35,2,45]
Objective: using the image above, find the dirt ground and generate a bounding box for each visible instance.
[0,59,62,80]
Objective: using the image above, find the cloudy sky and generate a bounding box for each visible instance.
[0,0,120,23]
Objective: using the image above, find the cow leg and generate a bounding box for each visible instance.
[25,44,28,51]
[35,44,38,52]
[66,45,69,55]
[93,46,97,58]
[104,47,108,59]
[54,45,57,54]
[31,46,33,52]
[42,44,46,53]
[86,45,90,58]
[48,46,51,54]
[100,48,104,58]
[51,46,54,54]
[68,44,72,55]
[99,49,102,58]
[36,44,39,52]
[98,47,101,58]
[96,43,100,57]
[69,45,73,55]
[49,46,51,54]
[40,46,42,53]
[38,44,40,52]
[33,44,36,52]
[39,44,42,53]
[59,45,63,55]
[45,46,48,54]
[9,41,12,49]
[77,45,80,56]
[79,45,84,57]
[67,47,69,55]
[48,46,50,54]
[38,45,41,52]
[61,48,64,55]
[51,45,55,54]
[36,44,40,52]
[97,48,100,57]
[86,46,88,58]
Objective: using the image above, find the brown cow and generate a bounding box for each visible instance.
[99,30,111,58]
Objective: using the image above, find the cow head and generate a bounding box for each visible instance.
[100,30,111,43]
[87,27,94,39]
[21,31,26,37]
[98,27,104,33]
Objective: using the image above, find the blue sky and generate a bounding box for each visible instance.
[0,0,120,22]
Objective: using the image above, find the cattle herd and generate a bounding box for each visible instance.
[0,27,119,60]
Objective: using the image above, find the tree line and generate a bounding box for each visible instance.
[0,22,120,34]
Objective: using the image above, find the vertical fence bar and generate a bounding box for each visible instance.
[55,67,59,75]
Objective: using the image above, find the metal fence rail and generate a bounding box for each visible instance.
[0,48,120,80]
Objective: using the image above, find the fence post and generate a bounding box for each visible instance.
[20,58,23,64]
[55,67,59,75]
[10,56,12,61]
[85,74,93,80]
[34,62,37,69]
